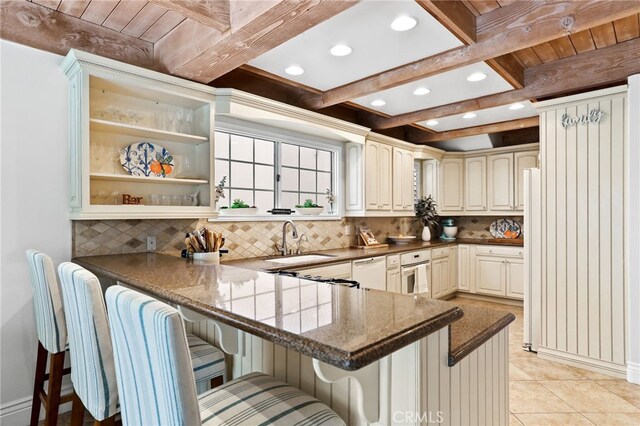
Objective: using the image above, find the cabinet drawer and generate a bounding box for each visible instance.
[386,254,400,269]
[475,245,523,258]
[432,247,450,259]
[400,250,430,264]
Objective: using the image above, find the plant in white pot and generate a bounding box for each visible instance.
[219,198,258,215]
[296,199,324,215]
[415,195,440,241]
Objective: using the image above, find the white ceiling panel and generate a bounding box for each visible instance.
[418,100,538,132]
[248,0,463,91]
[352,62,515,116]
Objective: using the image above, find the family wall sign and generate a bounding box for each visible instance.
[560,109,604,128]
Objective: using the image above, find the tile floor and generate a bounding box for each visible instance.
[44,296,640,426]
[450,296,640,426]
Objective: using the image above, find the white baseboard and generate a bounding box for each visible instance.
[454,292,524,307]
[537,347,627,379]
[627,361,640,384]
[0,384,73,425]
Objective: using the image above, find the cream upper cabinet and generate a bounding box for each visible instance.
[422,159,438,202]
[393,147,415,211]
[488,153,514,211]
[365,141,392,210]
[464,156,487,211]
[514,151,538,211]
[439,158,464,213]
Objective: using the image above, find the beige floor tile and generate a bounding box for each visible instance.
[510,381,576,414]
[568,366,622,380]
[510,363,534,381]
[594,379,640,409]
[511,356,587,381]
[510,413,524,425]
[515,413,595,425]
[581,412,640,426]
[540,380,640,413]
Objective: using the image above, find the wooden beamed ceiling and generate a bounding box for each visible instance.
[2,0,640,144]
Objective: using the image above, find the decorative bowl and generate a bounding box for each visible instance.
[387,235,417,245]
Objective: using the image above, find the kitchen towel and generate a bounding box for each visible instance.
[415,264,429,294]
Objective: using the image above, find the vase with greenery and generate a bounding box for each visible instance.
[415,195,440,241]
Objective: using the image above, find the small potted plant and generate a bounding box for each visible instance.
[219,198,258,216]
[415,195,440,241]
[295,199,324,215]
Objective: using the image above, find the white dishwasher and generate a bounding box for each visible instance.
[352,256,387,291]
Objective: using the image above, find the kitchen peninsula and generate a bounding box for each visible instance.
[76,253,514,425]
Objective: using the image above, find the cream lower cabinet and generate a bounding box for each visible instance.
[473,246,524,299]
[294,262,352,280]
[457,244,472,292]
[365,141,393,210]
[386,255,401,293]
[431,247,457,299]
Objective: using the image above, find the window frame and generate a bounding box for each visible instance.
[211,119,343,221]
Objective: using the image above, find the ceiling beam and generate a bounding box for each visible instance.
[370,36,640,130]
[412,117,539,143]
[304,0,640,109]
[147,0,230,33]
[0,0,153,68]
[154,0,358,84]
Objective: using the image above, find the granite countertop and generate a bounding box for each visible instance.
[223,238,524,271]
[74,253,464,371]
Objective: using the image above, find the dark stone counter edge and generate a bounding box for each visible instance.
[75,258,464,371]
[448,312,516,367]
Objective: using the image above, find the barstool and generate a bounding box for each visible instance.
[57,263,228,424]
[25,250,77,426]
[105,285,345,426]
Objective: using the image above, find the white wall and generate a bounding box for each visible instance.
[0,40,71,423]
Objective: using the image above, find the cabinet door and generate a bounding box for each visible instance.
[464,156,487,211]
[422,159,438,202]
[386,269,401,293]
[378,143,393,210]
[365,142,380,210]
[514,151,538,211]
[402,151,415,210]
[488,153,514,211]
[458,245,470,291]
[439,158,464,212]
[475,256,506,296]
[506,258,524,298]
[448,246,458,294]
[431,258,443,298]
[440,258,450,298]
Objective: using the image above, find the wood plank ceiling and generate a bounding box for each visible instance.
[5,0,640,145]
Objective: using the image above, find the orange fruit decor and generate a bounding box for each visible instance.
[150,160,173,177]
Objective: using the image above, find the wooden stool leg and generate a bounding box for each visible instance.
[210,375,224,389]
[30,342,48,426]
[70,393,85,426]
[94,414,116,426]
[44,351,66,425]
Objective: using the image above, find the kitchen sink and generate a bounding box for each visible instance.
[264,254,336,265]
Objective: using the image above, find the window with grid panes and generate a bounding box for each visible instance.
[214,131,337,213]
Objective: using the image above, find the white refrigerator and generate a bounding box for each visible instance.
[524,168,542,352]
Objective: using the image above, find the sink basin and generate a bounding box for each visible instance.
[264,254,335,265]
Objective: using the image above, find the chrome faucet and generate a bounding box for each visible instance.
[278,220,298,256]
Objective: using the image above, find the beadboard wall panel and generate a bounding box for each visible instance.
[186,322,509,425]
[536,86,627,375]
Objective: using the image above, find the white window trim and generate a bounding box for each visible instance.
[210,118,344,221]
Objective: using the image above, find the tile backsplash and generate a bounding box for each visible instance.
[72,215,523,259]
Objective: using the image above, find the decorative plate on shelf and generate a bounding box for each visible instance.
[120,142,174,178]
[387,235,417,245]
[490,219,521,239]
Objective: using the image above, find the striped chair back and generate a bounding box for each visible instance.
[105,286,201,426]
[25,250,67,354]
[58,262,118,421]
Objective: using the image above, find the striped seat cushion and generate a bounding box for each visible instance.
[187,333,225,383]
[199,372,345,426]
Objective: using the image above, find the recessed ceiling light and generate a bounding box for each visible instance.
[466,72,487,82]
[413,87,430,96]
[426,119,439,126]
[285,65,304,76]
[371,99,386,107]
[509,102,525,110]
[463,112,477,119]
[391,15,417,32]
[330,44,352,56]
